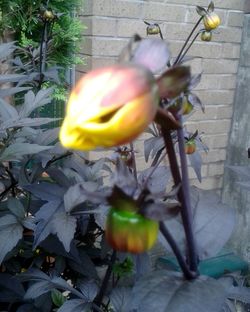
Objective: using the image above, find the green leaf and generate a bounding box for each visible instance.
[196,6,208,17]
[0,214,23,264]
[51,289,66,307]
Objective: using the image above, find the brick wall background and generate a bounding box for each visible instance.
[77,0,246,191]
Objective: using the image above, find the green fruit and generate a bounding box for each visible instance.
[105,207,159,254]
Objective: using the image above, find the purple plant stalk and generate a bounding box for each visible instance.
[161,125,198,274]
[94,250,117,310]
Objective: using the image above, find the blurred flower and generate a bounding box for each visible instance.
[60,64,159,150]
[106,207,159,253]
[203,12,221,30]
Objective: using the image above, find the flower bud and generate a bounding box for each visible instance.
[203,12,221,30]
[146,25,160,35]
[201,30,212,42]
[185,139,196,154]
[60,64,159,150]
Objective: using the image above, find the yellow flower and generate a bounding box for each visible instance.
[203,12,221,30]
[60,64,159,150]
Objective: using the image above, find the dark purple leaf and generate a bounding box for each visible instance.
[196,6,208,17]
[208,1,215,12]
[138,166,170,194]
[188,93,204,112]
[0,273,25,301]
[0,214,23,264]
[58,300,91,312]
[144,136,164,162]
[188,151,202,182]
[157,66,191,99]
[130,270,227,312]
[144,201,180,221]
[110,287,132,312]
[52,211,77,252]
[26,183,65,201]
[189,73,202,89]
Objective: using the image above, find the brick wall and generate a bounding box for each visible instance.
[78,0,246,190]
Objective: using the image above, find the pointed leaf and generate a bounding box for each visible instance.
[188,151,202,182]
[0,74,27,84]
[110,287,132,312]
[138,166,170,194]
[19,88,53,118]
[188,93,204,112]
[0,214,23,264]
[0,42,16,59]
[157,66,191,99]
[52,211,77,252]
[196,6,208,17]
[78,279,99,302]
[24,280,53,299]
[1,117,59,129]
[26,183,65,201]
[0,87,31,98]
[51,289,66,307]
[7,197,26,219]
[208,1,215,12]
[0,98,18,120]
[0,143,52,161]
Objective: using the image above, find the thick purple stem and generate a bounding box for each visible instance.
[161,127,198,274]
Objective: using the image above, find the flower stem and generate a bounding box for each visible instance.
[94,250,117,309]
[130,142,138,184]
[174,16,203,65]
[178,31,201,64]
[159,222,197,279]
[176,115,198,272]
[161,127,198,273]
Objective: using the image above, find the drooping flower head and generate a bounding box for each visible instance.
[60,64,159,150]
